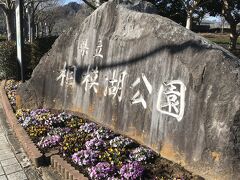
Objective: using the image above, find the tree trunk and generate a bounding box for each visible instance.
[45,23,49,36]
[48,26,52,36]
[29,21,35,43]
[229,23,239,50]
[23,18,28,42]
[35,24,38,38]
[39,22,43,37]
[39,22,44,37]
[4,10,15,41]
[186,12,193,30]
[221,17,225,34]
[30,2,35,42]
[27,10,32,42]
[31,22,35,41]
[30,14,35,42]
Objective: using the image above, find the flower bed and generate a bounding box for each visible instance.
[4,80,202,180]
[4,80,21,111]
[15,108,157,179]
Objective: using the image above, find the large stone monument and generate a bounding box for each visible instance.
[17,1,240,179]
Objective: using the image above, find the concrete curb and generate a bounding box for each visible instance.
[0,80,88,180]
[0,80,44,167]
[51,155,87,180]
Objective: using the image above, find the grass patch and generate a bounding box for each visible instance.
[200,33,240,59]
[209,38,240,45]
[200,33,240,45]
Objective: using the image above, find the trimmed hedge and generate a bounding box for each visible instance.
[0,41,18,80]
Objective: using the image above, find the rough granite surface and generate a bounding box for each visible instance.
[17,1,240,179]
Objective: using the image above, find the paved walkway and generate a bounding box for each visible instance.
[0,123,28,180]
[0,101,29,180]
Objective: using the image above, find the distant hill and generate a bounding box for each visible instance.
[52,2,92,35]
[67,2,81,12]
[60,2,81,16]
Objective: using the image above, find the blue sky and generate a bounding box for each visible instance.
[62,0,80,5]
[203,14,221,23]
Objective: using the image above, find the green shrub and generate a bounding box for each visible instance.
[0,36,58,80]
[29,36,58,70]
[0,41,19,80]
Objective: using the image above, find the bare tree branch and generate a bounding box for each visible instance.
[0,3,7,12]
[32,1,41,14]
[0,0,7,6]
[182,0,212,13]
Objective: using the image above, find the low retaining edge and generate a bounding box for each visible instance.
[51,155,87,180]
[0,80,44,167]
